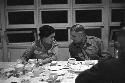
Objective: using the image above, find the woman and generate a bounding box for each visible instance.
[20,25,58,64]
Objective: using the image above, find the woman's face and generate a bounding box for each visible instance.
[42,33,55,44]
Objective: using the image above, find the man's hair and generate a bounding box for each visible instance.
[39,25,55,39]
[70,24,85,33]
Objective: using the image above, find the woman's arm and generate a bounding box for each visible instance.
[20,44,36,64]
[40,45,58,64]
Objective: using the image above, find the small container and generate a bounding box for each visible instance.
[68,58,76,64]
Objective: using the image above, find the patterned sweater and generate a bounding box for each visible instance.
[20,40,58,64]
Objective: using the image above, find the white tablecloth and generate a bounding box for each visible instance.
[0,60,98,83]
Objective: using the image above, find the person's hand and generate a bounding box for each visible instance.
[99,52,113,62]
[17,59,28,65]
[17,59,23,64]
[101,52,112,58]
[77,53,87,60]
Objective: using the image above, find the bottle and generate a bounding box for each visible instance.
[115,49,118,58]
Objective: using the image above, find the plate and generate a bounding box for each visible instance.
[50,70,66,75]
[84,60,98,65]
[70,65,89,73]
[48,66,63,71]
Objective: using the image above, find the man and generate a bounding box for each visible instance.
[75,25,125,83]
[69,24,104,61]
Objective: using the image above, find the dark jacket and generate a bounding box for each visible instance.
[75,58,125,83]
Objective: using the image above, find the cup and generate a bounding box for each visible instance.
[68,58,76,64]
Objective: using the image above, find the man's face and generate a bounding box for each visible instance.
[70,31,86,43]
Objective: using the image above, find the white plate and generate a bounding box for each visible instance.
[84,60,98,65]
[70,65,89,73]
[50,70,66,75]
[48,66,63,71]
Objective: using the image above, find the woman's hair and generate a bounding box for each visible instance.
[39,25,55,39]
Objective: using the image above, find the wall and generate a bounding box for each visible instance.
[0,0,125,61]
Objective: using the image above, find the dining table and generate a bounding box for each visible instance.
[0,60,98,83]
